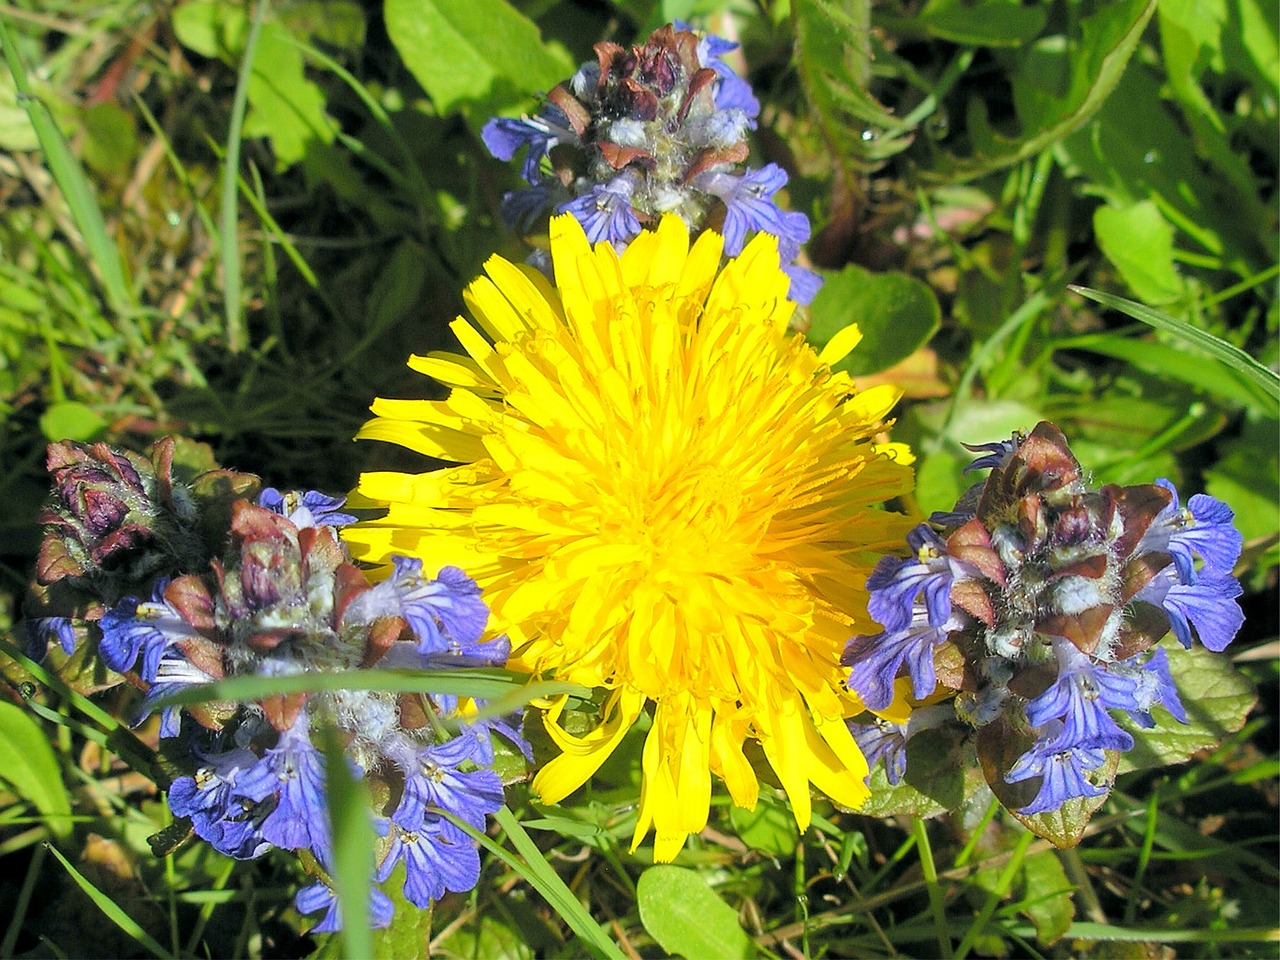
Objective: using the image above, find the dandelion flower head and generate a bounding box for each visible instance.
[344,214,915,860]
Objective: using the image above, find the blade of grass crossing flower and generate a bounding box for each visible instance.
[320,726,374,959]
[1069,285,1280,403]
[46,843,176,960]
[222,0,269,354]
[911,819,952,958]
[0,17,136,330]
[461,806,627,960]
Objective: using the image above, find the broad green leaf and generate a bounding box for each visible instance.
[1056,65,1271,272]
[807,264,941,376]
[1069,286,1280,403]
[636,865,754,960]
[938,0,1155,181]
[384,0,573,119]
[728,797,799,857]
[1093,202,1184,305]
[242,22,338,168]
[916,0,1046,47]
[39,400,108,442]
[0,701,72,840]
[1204,420,1280,567]
[370,861,433,959]
[857,722,981,819]
[1020,850,1074,946]
[1118,643,1257,775]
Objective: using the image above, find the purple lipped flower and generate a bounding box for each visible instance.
[696,164,810,257]
[782,263,823,306]
[25,616,77,658]
[296,880,394,934]
[168,744,270,860]
[1116,647,1187,729]
[234,712,331,859]
[501,179,566,232]
[481,107,577,183]
[1134,567,1244,653]
[866,524,962,632]
[679,22,760,120]
[380,817,483,910]
[345,557,489,656]
[389,735,504,833]
[138,651,217,737]
[1023,637,1138,753]
[962,435,1022,474]
[558,177,643,247]
[850,718,909,785]
[844,606,954,711]
[256,488,357,529]
[1006,733,1109,815]
[1138,480,1242,583]
[98,581,201,681]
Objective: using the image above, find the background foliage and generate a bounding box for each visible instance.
[0,0,1275,956]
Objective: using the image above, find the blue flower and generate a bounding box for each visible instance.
[481,107,577,183]
[256,488,356,529]
[138,650,216,737]
[682,24,760,120]
[696,164,810,258]
[296,880,394,934]
[844,607,951,711]
[557,177,643,247]
[390,735,504,833]
[1023,638,1138,752]
[961,436,1021,474]
[1138,480,1242,584]
[167,744,270,860]
[380,817,483,909]
[781,263,822,306]
[347,557,490,657]
[850,718,909,785]
[25,616,76,659]
[1006,733,1108,815]
[866,524,962,632]
[500,179,566,232]
[1117,647,1187,729]
[1135,567,1244,653]
[98,581,200,680]
[234,712,331,859]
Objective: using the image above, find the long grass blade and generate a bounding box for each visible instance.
[321,726,375,958]
[46,843,176,959]
[1070,285,1280,404]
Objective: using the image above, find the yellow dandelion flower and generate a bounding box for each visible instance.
[343,213,916,861]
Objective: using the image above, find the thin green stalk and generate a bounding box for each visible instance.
[46,843,175,960]
[911,819,952,958]
[1123,790,1161,924]
[0,841,45,956]
[953,828,1033,960]
[222,0,269,353]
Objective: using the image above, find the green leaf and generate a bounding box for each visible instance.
[39,401,107,442]
[0,701,72,840]
[937,0,1156,180]
[793,0,914,171]
[1118,643,1258,775]
[636,865,754,960]
[1020,850,1074,946]
[807,264,941,376]
[384,0,573,119]
[1204,419,1280,552]
[1069,285,1280,404]
[1093,201,1184,305]
[916,0,1046,46]
[857,723,980,819]
[728,797,799,858]
[1011,751,1119,848]
[370,861,433,959]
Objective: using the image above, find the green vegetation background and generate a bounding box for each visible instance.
[0,0,1274,956]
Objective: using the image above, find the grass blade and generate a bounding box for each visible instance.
[321,725,375,958]
[46,843,176,960]
[221,0,269,353]
[1070,285,1280,404]
[0,16,135,325]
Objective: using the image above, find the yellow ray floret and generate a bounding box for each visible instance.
[344,213,916,860]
